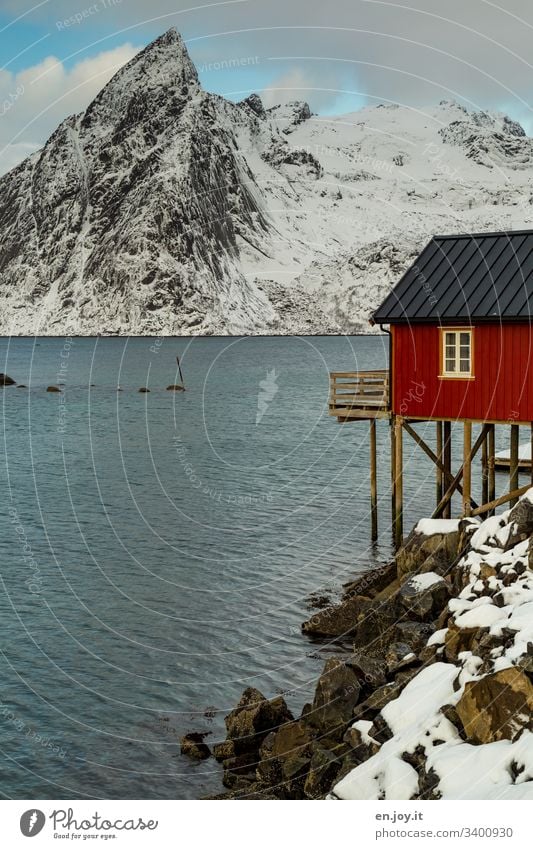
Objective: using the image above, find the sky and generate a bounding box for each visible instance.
[1,0,533,174]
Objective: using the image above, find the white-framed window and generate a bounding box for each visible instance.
[441,329,473,378]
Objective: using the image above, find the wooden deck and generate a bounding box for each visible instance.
[329,370,391,420]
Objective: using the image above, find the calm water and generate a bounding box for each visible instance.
[0,336,519,799]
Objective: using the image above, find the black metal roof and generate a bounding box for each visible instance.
[372,229,533,324]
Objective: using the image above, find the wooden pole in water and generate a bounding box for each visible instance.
[530,423,533,487]
[390,415,396,532]
[481,427,489,508]
[443,421,452,519]
[370,419,378,542]
[488,424,496,515]
[394,417,403,550]
[177,356,186,390]
[510,424,519,506]
[436,421,443,508]
[463,421,472,517]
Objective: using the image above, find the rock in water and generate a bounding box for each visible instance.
[224,687,293,753]
[180,732,211,761]
[46,386,61,393]
[138,388,150,393]
[456,668,533,744]
[166,385,185,391]
[0,374,16,386]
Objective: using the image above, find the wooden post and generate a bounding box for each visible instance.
[443,421,452,519]
[530,423,533,488]
[370,419,378,542]
[463,421,472,517]
[436,421,443,508]
[488,424,496,515]
[510,424,519,507]
[481,428,489,508]
[394,417,403,550]
[390,415,396,533]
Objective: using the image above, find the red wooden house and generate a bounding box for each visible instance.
[329,229,533,546]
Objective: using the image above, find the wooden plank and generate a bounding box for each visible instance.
[471,484,530,517]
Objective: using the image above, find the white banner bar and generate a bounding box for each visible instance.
[1,799,531,848]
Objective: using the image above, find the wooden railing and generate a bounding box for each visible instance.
[329,370,390,417]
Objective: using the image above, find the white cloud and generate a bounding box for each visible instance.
[0,43,139,175]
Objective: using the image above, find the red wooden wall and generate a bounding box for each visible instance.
[392,322,533,423]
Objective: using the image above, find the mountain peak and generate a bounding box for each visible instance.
[82,28,200,130]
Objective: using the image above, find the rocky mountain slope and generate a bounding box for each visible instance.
[1,29,533,335]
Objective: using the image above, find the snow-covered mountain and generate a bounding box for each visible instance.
[1,28,533,335]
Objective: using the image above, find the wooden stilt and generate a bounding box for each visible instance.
[394,417,403,550]
[436,421,443,508]
[510,424,519,507]
[370,419,378,541]
[463,421,472,517]
[488,424,496,516]
[443,422,452,519]
[530,423,533,488]
[433,424,488,519]
[481,428,489,508]
[390,415,396,535]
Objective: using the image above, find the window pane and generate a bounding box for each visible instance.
[460,360,470,373]
[445,360,455,372]
[460,346,470,358]
[460,333,470,346]
[445,333,455,346]
[446,346,455,358]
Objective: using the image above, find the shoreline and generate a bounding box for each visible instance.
[193,494,533,800]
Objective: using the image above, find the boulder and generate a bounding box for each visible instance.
[212,739,236,762]
[222,752,259,789]
[138,387,150,393]
[444,621,480,662]
[351,598,401,655]
[302,595,370,638]
[166,384,185,391]
[46,386,62,393]
[365,681,402,711]
[396,621,436,654]
[396,525,460,581]
[508,497,533,540]
[308,659,361,735]
[304,746,342,798]
[224,687,293,753]
[456,667,533,744]
[345,652,387,690]
[0,374,16,386]
[180,732,211,760]
[398,573,451,621]
[385,642,418,674]
[343,561,397,599]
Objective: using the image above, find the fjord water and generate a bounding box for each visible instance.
[0,336,506,800]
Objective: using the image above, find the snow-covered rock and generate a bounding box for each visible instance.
[333,492,533,800]
[2,31,533,334]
